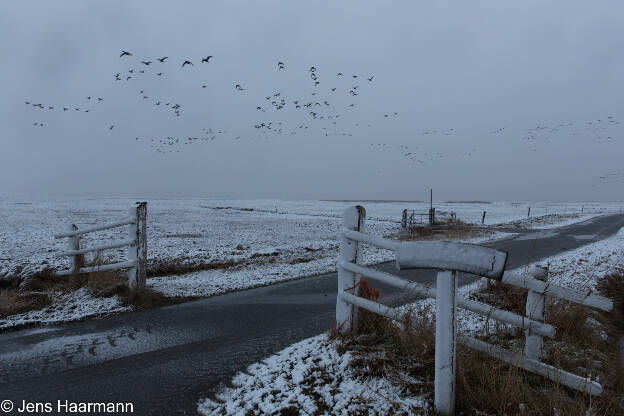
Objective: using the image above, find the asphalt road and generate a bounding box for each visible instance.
[1,214,623,415]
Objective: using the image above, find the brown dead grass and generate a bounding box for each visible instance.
[0,289,52,317]
[331,273,624,415]
[147,259,245,277]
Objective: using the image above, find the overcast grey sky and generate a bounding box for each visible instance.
[2,0,623,202]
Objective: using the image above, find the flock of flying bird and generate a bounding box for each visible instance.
[22,50,622,183]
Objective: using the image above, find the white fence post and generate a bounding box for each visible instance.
[69,224,81,274]
[525,265,548,360]
[435,270,457,416]
[127,202,147,291]
[336,205,366,333]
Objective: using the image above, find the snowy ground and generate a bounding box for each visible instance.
[0,289,130,330]
[1,197,619,282]
[0,197,620,330]
[198,225,624,415]
[198,334,429,416]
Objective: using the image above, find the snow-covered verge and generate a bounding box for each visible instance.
[0,288,130,330]
[197,226,624,415]
[197,334,430,416]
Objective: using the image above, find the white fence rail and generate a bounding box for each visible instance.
[336,205,613,415]
[54,202,147,291]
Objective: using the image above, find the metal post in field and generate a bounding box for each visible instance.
[336,205,366,333]
[127,202,147,291]
[525,265,548,360]
[435,270,457,415]
[481,211,486,224]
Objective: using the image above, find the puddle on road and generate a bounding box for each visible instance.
[515,230,558,241]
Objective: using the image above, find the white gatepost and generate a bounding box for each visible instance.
[525,265,548,359]
[127,202,147,291]
[435,270,457,415]
[68,224,81,273]
[336,205,366,333]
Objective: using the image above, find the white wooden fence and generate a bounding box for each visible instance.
[336,205,613,415]
[54,202,147,291]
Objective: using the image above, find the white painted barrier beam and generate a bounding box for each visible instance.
[396,241,508,280]
[54,218,135,238]
[340,261,555,338]
[502,271,613,311]
[341,229,398,251]
[57,239,136,257]
[460,335,603,396]
[55,260,137,276]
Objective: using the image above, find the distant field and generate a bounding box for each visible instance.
[0,197,622,281]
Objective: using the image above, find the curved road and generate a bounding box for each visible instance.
[1,214,623,415]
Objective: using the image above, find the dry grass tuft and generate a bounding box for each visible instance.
[147,259,245,277]
[330,273,624,415]
[0,289,52,317]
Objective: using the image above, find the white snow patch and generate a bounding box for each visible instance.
[0,288,130,330]
[198,334,430,416]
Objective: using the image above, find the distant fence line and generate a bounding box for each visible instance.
[401,208,456,228]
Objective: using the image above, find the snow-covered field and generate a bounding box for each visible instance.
[198,224,624,415]
[1,196,620,281]
[0,197,621,329]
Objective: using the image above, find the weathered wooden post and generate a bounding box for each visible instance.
[336,205,366,333]
[527,207,531,217]
[481,211,486,224]
[402,209,407,229]
[435,270,457,415]
[68,224,84,274]
[127,202,147,291]
[525,265,548,360]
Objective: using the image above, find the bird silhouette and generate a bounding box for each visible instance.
[158,56,168,62]
[202,56,213,63]
[156,72,162,76]
[182,60,193,67]
[235,84,244,90]
[120,51,132,57]
[109,125,114,130]
[141,61,152,66]
[367,76,374,81]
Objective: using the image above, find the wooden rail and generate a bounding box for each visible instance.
[53,202,147,291]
